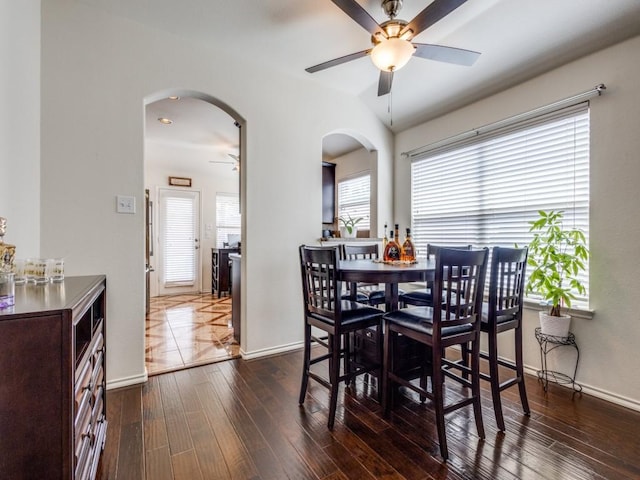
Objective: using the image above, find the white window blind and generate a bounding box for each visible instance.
[216,193,241,248]
[160,191,198,287]
[411,103,590,307]
[338,174,370,230]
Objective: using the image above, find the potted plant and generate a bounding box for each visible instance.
[524,210,589,338]
[338,214,363,239]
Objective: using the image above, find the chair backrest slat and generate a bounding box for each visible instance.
[299,245,341,321]
[343,243,379,260]
[488,246,528,323]
[433,248,489,334]
[427,244,472,258]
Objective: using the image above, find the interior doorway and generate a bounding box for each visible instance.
[322,132,379,238]
[143,91,244,375]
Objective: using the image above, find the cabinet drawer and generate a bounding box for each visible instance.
[394,334,430,378]
[75,359,92,405]
[91,331,104,357]
[75,389,92,448]
[75,435,91,479]
[91,387,104,425]
[87,419,108,480]
[90,353,104,391]
[352,326,380,366]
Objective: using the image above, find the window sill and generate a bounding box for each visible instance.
[523,300,594,320]
[401,284,595,320]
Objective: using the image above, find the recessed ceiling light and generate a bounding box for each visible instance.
[158,117,173,125]
[168,95,180,100]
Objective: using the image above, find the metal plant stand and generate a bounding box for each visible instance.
[535,327,582,392]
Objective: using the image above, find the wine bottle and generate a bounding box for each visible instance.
[383,230,401,261]
[382,223,388,249]
[402,228,416,262]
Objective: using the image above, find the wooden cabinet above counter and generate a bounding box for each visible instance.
[322,162,335,225]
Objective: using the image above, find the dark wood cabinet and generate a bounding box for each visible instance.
[352,326,429,381]
[230,253,241,343]
[0,275,107,479]
[322,162,336,224]
[212,248,238,298]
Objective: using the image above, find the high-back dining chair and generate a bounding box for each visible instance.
[342,243,391,307]
[460,246,530,431]
[337,244,368,303]
[399,244,472,307]
[298,245,384,429]
[382,247,489,460]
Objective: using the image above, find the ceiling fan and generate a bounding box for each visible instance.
[306,0,481,96]
[209,153,240,171]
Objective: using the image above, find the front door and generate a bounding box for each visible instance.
[157,188,201,295]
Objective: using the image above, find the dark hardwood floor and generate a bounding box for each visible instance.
[98,348,640,479]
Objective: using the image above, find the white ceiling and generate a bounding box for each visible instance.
[121,0,640,157]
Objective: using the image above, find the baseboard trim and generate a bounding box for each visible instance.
[443,346,640,413]
[241,341,304,360]
[523,365,640,412]
[106,370,148,390]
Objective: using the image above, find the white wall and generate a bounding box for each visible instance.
[36,1,393,386]
[0,0,40,258]
[145,140,239,295]
[395,35,640,409]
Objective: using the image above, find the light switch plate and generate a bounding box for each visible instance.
[116,195,136,214]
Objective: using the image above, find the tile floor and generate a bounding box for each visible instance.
[145,293,240,376]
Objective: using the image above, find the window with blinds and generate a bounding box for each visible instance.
[216,193,241,248]
[411,103,590,307]
[337,174,370,230]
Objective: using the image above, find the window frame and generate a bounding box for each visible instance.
[410,103,591,311]
[337,172,371,231]
[215,192,241,249]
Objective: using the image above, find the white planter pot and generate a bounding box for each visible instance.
[539,311,571,338]
[340,226,358,239]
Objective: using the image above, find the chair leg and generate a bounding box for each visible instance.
[471,338,486,440]
[419,373,427,403]
[344,331,354,385]
[461,341,470,381]
[327,333,341,429]
[515,324,531,416]
[431,350,449,460]
[487,329,505,431]
[375,324,383,403]
[299,323,311,405]
[382,321,392,415]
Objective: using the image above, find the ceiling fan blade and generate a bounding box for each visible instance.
[377,70,394,97]
[330,0,385,37]
[413,43,480,66]
[306,49,371,73]
[401,0,468,39]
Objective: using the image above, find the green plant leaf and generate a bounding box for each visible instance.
[524,209,589,313]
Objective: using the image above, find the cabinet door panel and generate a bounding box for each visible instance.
[322,163,336,224]
[0,315,64,477]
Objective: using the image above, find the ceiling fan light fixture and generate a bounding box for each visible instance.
[370,37,414,72]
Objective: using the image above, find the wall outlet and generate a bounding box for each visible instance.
[116,195,136,214]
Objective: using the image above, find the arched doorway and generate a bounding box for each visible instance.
[143,90,246,375]
[322,131,379,239]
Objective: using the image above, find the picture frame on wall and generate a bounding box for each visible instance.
[168,176,192,187]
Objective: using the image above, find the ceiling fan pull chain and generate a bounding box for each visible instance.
[388,90,393,127]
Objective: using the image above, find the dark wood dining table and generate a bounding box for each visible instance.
[338,258,436,311]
